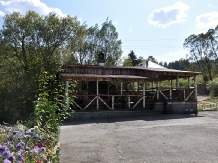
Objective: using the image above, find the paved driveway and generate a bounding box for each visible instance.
[60,112,218,163]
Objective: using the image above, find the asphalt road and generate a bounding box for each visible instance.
[60,111,218,163]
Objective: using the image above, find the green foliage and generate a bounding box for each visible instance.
[183,28,218,82]
[159,78,194,88]
[28,72,75,136]
[0,124,60,162]
[70,18,123,66]
[122,57,133,67]
[206,78,218,97]
[122,50,144,67]
[0,11,80,122]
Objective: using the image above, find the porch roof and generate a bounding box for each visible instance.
[59,73,158,82]
[60,64,201,81]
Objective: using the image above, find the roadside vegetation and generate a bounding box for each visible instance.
[1,9,218,162]
[0,73,74,162]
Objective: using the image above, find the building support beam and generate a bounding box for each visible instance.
[112,96,114,110]
[184,89,186,101]
[157,81,159,100]
[121,82,123,95]
[194,76,197,101]
[176,76,179,88]
[128,96,130,109]
[143,82,146,109]
[97,80,99,110]
[65,80,69,108]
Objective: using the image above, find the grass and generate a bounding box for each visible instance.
[198,97,218,111]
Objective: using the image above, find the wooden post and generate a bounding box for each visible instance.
[137,82,139,97]
[108,81,109,100]
[112,96,114,110]
[184,89,185,101]
[128,96,130,109]
[97,80,99,110]
[65,80,69,108]
[194,76,197,101]
[86,81,89,99]
[143,82,145,109]
[176,76,179,88]
[157,81,159,100]
[121,82,123,95]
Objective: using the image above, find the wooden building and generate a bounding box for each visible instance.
[59,54,201,116]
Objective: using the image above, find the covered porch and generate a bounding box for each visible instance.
[59,64,201,115]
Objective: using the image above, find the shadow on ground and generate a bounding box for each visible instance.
[62,113,203,126]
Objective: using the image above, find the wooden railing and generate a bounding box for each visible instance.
[198,101,218,110]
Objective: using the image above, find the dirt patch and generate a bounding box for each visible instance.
[197,95,210,102]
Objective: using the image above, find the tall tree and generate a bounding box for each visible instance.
[69,18,122,66]
[96,18,122,66]
[0,11,80,121]
[184,32,215,82]
[127,50,143,66]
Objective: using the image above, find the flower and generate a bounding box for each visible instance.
[2,150,10,158]
[13,130,18,135]
[33,146,40,154]
[9,144,14,150]
[40,154,46,161]
[16,152,23,161]
[25,147,31,152]
[16,142,25,151]
[0,145,6,155]
[44,71,48,74]
[7,135,14,141]
[41,147,46,152]
[3,159,11,163]
[8,155,15,162]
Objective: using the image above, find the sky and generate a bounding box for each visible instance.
[0,0,217,63]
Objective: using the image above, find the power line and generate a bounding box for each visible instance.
[122,39,183,41]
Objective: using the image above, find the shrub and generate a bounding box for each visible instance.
[206,78,218,97]
[28,72,75,136]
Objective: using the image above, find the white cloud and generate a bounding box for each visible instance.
[148,2,189,28]
[0,10,5,16]
[0,0,66,17]
[196,11,218,29]
[208,4,212,7]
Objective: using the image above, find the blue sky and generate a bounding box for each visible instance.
[0,0,217,63]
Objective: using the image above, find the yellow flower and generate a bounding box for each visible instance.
[44,71,48,74]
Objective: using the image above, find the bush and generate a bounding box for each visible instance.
[206,78,218,97]
[28,72,75,136]
[0,72,76,162]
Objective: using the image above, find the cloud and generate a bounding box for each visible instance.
[207,4,212,7]
[196,11,218,29]
[148,2,189,28]
[0,0,66,17]
[0,10,5,16]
